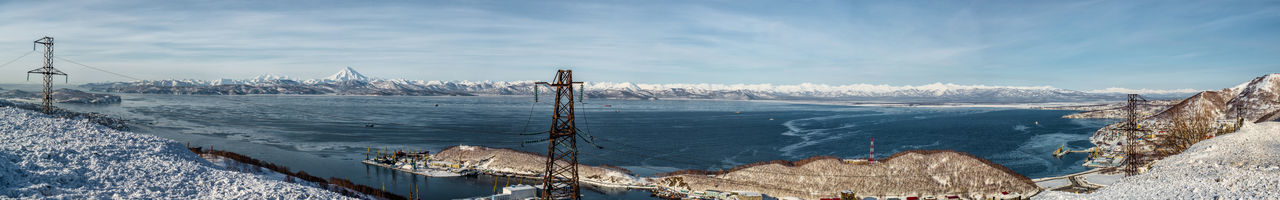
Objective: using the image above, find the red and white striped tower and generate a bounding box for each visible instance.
[869,137,876,163]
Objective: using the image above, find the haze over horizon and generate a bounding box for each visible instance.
[1,0,1277,92]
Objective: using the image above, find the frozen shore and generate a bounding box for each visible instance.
[0,107,349,199]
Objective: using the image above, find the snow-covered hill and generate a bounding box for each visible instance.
[1035,122,1280,199]
[0,107,350,199]
[79,67,1124,103]
[1149,73,1280,123]
[1226,73,1280,122]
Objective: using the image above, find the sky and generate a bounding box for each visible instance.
[0,0,1277,92]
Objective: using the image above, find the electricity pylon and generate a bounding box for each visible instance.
[1119,94,1149,176]
[27,36,67,114]
[534,70,583,200]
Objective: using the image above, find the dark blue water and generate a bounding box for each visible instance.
[58,94,1111,199]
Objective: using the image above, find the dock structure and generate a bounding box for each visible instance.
[362,148,477,177]
[1052,143,1097,158]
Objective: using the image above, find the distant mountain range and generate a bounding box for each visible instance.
[80,67,1196,103]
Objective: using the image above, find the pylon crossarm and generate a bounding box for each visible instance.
[27,68,66,75]
[534,82,583,86]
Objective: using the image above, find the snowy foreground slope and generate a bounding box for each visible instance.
[1037,122,1280,199]
[0,107,349,199]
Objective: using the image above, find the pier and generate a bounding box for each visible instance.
[1031,168,1123,194]
[360,160,477,177]
[1052,143,1096,158]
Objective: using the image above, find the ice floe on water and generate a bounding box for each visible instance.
[1013,124,1032,132]
[777,114,875,158]
[892,141,942,152]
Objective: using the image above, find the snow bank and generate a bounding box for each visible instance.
[1036,122,1280,199]
[0,107,350,199]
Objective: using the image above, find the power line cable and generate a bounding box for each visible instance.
[55,56,144,81]
[0,51,35,69]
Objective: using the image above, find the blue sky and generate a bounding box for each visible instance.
[0,0,1277,92]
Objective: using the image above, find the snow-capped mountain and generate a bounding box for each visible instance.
[323,67,367,82]
[80,67,1130,103]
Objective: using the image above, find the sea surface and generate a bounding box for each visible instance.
[57,93,1114,199]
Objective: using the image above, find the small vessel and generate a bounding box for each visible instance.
[1052,143,1067,158]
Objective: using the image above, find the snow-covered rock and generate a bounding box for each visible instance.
[0,107,350,199]
[1035,122,1280,199]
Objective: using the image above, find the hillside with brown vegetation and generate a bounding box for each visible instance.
[655,150,1037,199]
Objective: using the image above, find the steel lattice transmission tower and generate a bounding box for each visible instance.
[534,70,583,200]
[27,37,67,114]
[1119,94,1149,176]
